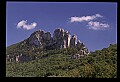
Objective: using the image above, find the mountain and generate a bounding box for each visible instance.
[6,28,89,62]
[6,28,117,77]
[6,44,117,77]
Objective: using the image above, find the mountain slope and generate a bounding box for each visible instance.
[6,28,89,62]
[6,44,117,77]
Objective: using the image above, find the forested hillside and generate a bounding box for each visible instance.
[6,44,117,77]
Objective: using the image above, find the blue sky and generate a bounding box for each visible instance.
[6,2,117,51]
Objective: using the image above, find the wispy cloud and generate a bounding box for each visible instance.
[88,21,110,30]
[70,14,103,22]
[17,20,37,30]
[69,13,110,31]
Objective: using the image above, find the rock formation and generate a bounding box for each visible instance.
[28,30,44,47]
[6,54,35,62]
[53,28,65,49]
[53,28,71,49]
[64,31,71,48]
[28,30,52,48]
[27,28,89,52]
[7,28,89,62]
[70,34,77,47]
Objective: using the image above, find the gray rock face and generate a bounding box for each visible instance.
[70,34,77,47]
[28,30,45,47]
[76,40,89,56]
[53,28,72,49]
[28,30,52,48]
[27,28,88,53]
[7,28,90,62]
[24,28,89,55]
[53,28,65,49]
[6,54,35,62]
[64,31,71,48]
[71,54,81,59]
[43,32,51,41]
[76,40,81,46]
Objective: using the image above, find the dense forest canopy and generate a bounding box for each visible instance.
[6,44,117,77]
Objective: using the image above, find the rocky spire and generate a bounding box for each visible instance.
[64,31,71,48]
[70,34,77,47]
[27,28,88,56]
[53,28,65,49]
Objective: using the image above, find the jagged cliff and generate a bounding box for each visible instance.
[6,28,89,62]
[27,28,88,50]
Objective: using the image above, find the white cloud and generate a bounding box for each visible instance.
[69,13,110,31]
[88,21,110,30]
[17,20,27,28]
[95,14,103,18]
[70,14,103,22]
[17,20,37,30]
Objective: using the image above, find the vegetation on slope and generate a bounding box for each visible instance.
[6,44,117,77]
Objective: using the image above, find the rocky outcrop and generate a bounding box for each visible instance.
[6,28,89,62]
[53,28,71,49]
[64,31,71,48]
[28,30,52,48]
[28,30,44,47]
[71,54,84,59]
[6,54,36,62]
[53,28,65,49]
[27,28,88,51]
[70,34,77,47]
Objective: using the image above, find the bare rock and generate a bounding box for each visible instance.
[70,34,77,47]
